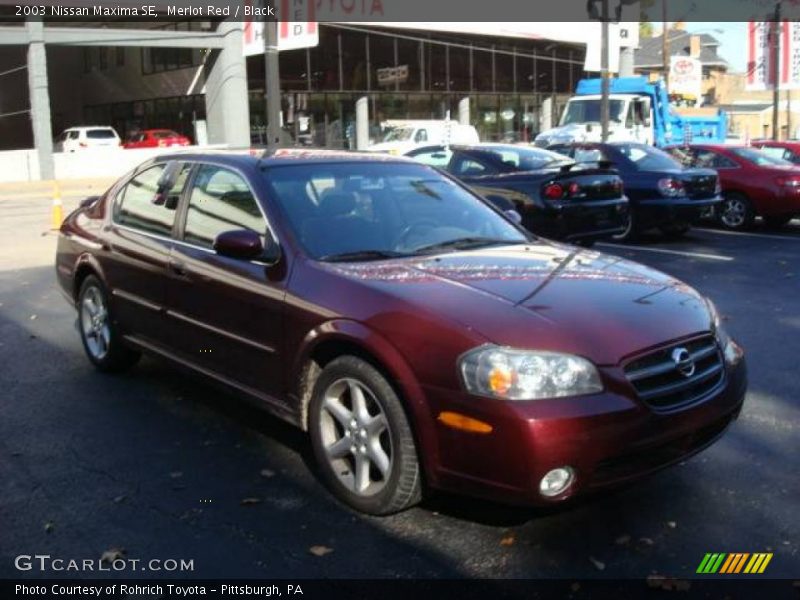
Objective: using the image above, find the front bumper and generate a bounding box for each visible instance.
[635,195,723,227]
[531,197,630,242]
[421,356,746,506]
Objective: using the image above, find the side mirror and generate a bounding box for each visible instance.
[80,196,99,208]
[213,229,265,260]
[504,209,523,224]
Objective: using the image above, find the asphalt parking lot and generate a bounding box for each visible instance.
[1,191,798,582]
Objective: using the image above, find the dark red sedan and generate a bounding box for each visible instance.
[667,144,800,230]
[55,150,746,515]
[123,129,191,149]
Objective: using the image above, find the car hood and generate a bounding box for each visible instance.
[322,243,713,366]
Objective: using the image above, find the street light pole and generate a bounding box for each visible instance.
[662,0,669,91]
[601,0,610,142]
[264,17,281,151]
[772,1,782,141]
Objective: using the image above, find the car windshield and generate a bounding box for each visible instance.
[730,147,792,166]
[86,129,117,139]
[561,99,626,125]
[615,144,682,170]
[264,162,528,260]
[383,127,414,142]
[479,146,574,171]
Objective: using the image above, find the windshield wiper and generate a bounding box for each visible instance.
[319,250,412,263]
[413,237,520,255]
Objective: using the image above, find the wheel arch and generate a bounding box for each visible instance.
[292,319,439,484]
[72,254,107,301]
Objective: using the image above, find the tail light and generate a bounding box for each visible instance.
[657,178,686,198]
[543,183,565,200]
[776,176,800,188]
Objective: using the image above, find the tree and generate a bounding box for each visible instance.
[640,21,654,39]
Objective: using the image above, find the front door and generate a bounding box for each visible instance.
[166,163,287,403]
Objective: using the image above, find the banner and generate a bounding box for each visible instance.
[747,20,800,91]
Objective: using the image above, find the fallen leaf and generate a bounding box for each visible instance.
[100,548,125,564]
[500,535,515,546]
[667,521,677,529]
[309,545,334,557]
[113,495,127,504]
[169,471,183,479]
[639,537,654,546]
[240,497,262,506]
[260,469,275,478]
[44,522,55,534]
[30,314,37,320]
[589,557,605,571]
[615,534,631,545]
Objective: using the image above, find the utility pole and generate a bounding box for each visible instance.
[772,2,782,141]
[264,17,281,151]
[601,0,610,142]
[662,0,669,91]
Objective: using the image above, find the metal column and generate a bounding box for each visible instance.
[26,20,54,180]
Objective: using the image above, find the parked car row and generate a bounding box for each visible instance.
[54,126,191,152]
[56,148,747,516]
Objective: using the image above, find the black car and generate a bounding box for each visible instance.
[548,142,722,239]
[405,144,629,245]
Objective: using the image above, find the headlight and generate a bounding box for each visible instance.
[707,299,744,366]
[459,345,603,401]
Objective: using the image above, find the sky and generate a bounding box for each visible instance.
[684,22,749,73]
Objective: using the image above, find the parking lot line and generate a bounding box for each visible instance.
[693,228,800,242]
[596,243,735,262]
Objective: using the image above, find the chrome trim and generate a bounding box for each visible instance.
[111,288,162,313]
[638,363,724,401]
[166,309,276,354]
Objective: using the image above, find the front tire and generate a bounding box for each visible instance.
[78,276,140,372]
[718,193,755,230]
[309,356,422,515]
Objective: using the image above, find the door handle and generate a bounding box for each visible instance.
[169,259,187,277]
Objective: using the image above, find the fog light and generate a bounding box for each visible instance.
[539,467,575,497]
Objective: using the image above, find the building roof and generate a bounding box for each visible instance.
[635,31,729,70]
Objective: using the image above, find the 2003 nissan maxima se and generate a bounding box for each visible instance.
[55,149,747,515]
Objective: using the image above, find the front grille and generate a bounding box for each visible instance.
[624,335,724,411]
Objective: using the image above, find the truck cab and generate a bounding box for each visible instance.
[553,93,653,145]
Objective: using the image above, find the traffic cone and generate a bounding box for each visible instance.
[50,181,64,230]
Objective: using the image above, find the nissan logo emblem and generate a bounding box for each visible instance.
[671,347,696,378]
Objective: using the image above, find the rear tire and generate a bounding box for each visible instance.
[611,211,637,242]
[718,193,755,230]
[309,356,422,515]
[78,275,140,373]
[763,215,793,229]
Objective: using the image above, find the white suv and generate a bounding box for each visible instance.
[55,127,121,152]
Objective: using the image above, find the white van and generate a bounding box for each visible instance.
[55,126,121,153]
[368,120,479,155]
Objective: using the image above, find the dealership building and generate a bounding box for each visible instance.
[0,19,599,179]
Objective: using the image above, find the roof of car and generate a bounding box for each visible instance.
[153,147,416,168]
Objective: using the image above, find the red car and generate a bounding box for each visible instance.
[750,140,800,165]
[123,129,191,149]
[667,144,800,230]
[55,150,746,515]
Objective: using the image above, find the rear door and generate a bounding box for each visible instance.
[167,162,287,402]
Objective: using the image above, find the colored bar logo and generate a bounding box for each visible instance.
[696,553,773,574]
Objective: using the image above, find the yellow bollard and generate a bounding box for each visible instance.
[50,181,64,230]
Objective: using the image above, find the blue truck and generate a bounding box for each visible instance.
[534,76,728,148]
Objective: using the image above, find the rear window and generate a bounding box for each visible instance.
[615,144,682,171]
[730,147,791,166]
[152,130,180,139]
[480,146,572,171]
[86,129,117,139]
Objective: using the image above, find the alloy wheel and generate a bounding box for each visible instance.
[720,198,747,229]
[318,378,393,497]
[80,285,111,360]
